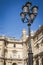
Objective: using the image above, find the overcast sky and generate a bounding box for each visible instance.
[0,0,43,39]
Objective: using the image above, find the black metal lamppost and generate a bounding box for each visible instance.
[20,2,38,65]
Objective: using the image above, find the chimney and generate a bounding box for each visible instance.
[22,29,27,42]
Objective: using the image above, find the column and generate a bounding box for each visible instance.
[0,59,4,65]
[38,56,42,65]
[22,60,25,65]
[33,58,36,65]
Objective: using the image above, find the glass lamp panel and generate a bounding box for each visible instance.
[26,2,32,8]
[20,12,25,22]
[32,6,38,15]
[20,12,25,19]
[29,13,35,20]
[22,6,28,13]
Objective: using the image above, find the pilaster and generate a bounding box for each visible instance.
[33,58,36,65]
[38,56,42,65]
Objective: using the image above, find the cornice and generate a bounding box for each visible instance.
[33,52,43,58]
[0,25,43,43]
[0,57,28,61]
[0,37,23,44]
[33,25,43,39]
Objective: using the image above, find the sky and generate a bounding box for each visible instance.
[0,0,43,39]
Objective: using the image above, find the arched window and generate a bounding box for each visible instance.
[4,61,6,65]
[14,44,16,47]
[4,41,6,46]
[12,63,17,65]
[36,59,39,65]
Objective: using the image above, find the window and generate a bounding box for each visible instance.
[14,44,16,47]
[4,61,6,65]
[34,37,37,42]
[42,58,43,65]
[18,55,20,58]
[12,63,17,65]
[41,40,43,46]
[16,44,22,48]
[12,50,17,58]
[36,59,39,65]
[7,43,13,47]
[4,42,6,46]
[36,44,39,48]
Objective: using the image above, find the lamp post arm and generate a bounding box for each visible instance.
[25,16,29,21]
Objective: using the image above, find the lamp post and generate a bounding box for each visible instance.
[20,2,38,65]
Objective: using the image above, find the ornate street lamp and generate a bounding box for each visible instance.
[20,2,38,65]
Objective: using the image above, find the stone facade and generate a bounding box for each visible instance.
[32,25,43,65]
[0,25,43,65]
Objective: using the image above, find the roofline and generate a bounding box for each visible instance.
[33,25,43,38]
